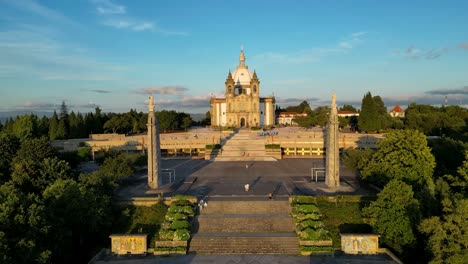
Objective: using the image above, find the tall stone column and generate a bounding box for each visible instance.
[325,93,340,188]
[147,95,161,189]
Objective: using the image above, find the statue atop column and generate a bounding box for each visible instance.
[325,93,340,188]
[147,95,161,189]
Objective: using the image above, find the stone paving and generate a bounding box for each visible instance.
[96,253,396,264]
[116,158,372,200]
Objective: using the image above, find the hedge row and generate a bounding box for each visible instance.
[291,196,332,253]
[156,196,196,253]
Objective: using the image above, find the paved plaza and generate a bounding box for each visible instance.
[116,158,372,200]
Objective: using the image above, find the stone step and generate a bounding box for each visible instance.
[213,156,277,161]
[189,236,300,255]
[200,200,291,215]
[194,215,295,233]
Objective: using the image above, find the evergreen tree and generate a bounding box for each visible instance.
[358,92,379,132]
[58,101,69,139]
[48,111,59,140]
[3,117,14,134]
[38,116,49,137]
[75,112,86,138]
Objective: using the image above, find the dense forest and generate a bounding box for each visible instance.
[0,101,202,141]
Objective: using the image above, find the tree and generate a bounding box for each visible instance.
[362,129,436,193]
[97,154,134,182]
[182,116,192,131]
[48,111,59,140]
[0,182,51,263]
[58,101,70,139]
[339,104,357,112]
[419,199,468,264]
[0,132,20,183]
[12,115,38,142]
[10,137,58,193]
[342,148,373,172]
[363,179,420,253]
[358,92,379,132]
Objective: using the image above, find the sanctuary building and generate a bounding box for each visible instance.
[210,49,275,128]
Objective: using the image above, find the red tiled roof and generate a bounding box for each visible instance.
[390,105,404,113]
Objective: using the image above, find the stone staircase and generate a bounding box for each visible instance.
[215,129,276,161]
[189,198,300,255]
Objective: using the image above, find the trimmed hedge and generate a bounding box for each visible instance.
[171,220,189,230]
[291,195,332,253]
[265,144,281,149]
[156,197,195,253]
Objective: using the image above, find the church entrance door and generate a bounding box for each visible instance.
[240,118,246,127]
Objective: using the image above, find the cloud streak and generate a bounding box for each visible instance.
[92,0,186,35]
[0,25,128,81]
[93,0,126,15]
[82,89,112,94]
[4,0,82,28]
[426,86,468,95]
[254,31,367,64]
[135,86,189,96]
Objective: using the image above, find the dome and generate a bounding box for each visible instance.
[232,67,253,85]
[231,48,254,85]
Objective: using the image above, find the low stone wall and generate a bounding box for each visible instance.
[299,240,333,246]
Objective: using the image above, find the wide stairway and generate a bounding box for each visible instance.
[189,197,300,255]
[215,129,276,161]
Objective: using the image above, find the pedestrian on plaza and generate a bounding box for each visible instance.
[244,183,250,192]
[268,193,273,200]
[199,199,204,211]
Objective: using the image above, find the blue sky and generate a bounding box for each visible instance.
[0,0,467,115]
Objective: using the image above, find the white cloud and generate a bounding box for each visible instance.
[339,41,352,49]
[135,86,189,96]
[103,19,131,29]
[93,0,126,15]
[133,22,154,31]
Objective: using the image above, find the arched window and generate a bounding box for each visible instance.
[253,85,257,93]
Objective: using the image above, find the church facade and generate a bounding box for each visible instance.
[210,49,275,128]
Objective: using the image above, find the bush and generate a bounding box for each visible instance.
[171,220,189,230]
[294,204,320,214]
[296,220,323,231]
[292,212,321,221]
[173,229,190,241]
[265,144,281,149]
[173,195,196,200]
[77,147,91,161]
[292,196,317,205]
[165,213,187,222]
[158,229,174,241]
[168,205,194,216]
[298,227,329,240]
[161,221,172,230]
[171,199,191,206]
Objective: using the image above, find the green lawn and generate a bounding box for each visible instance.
[316,198,373,249]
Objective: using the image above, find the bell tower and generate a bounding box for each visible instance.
[225,70,234,97]
[250,70,260,98]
